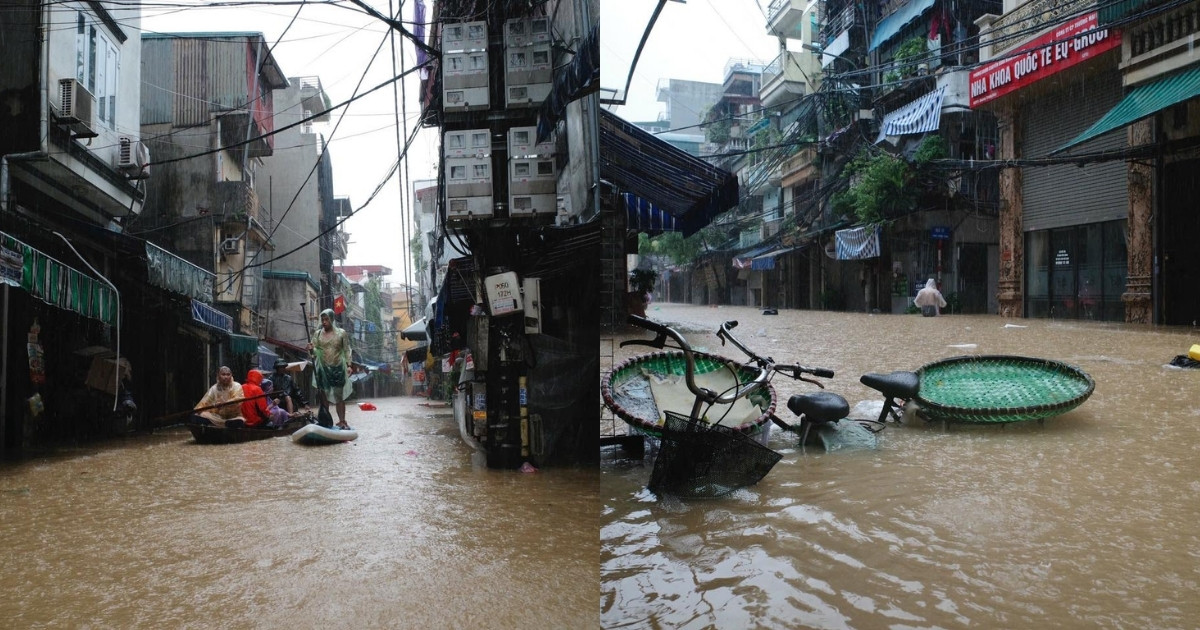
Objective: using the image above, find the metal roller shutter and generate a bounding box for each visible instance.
[1022,70,1127,232]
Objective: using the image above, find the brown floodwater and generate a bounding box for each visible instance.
[0,396,597,628]
[602,303,1200,629]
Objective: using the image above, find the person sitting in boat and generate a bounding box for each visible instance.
[914,278,948,317]
[269,358,307,414]
[240,369,274,428]
[193,366,244,426]
[260,379,292,428]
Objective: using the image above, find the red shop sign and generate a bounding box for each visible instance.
[970,12,1120,108]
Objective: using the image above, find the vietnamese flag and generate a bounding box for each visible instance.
[333,295,346,314]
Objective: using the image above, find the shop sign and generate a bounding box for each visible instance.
[0,244,21,287]
[970,12,1120,108]
[931,226,951,240]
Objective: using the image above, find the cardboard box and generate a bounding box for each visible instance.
[86,357,131,396]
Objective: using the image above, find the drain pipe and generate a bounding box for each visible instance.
[53,232,121,411]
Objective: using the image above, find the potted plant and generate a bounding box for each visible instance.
[628,268,659,317]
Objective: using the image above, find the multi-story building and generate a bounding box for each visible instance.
[139,32,289,356]
[0,5,231,449]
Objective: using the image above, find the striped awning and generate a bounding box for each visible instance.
[0,231,117,325]
[624,193,680,235]
[877,86,946,142]
[835,226,881,260]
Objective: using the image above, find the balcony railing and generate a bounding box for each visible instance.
[820,5,857,46]
[986,0,1094,55]
[1128,4,1200,57]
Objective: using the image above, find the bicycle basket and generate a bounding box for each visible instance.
[648,411,783,499]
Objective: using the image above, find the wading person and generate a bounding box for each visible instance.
[307,308,353,429]
[914,278,948,317]
[193,365,244,426]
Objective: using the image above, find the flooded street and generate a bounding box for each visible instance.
[0,396,597,628]
[602,303,1200,629]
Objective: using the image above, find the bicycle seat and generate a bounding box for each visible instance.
[787,391,849,424]
[859,371,919,399]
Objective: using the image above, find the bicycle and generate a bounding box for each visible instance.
[607,315,852,497]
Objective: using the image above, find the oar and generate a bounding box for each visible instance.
[150,391,273,424]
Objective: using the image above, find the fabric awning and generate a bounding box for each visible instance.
[1055,65,1200,154]
[601,109,739,237]
[0,230,117,325]
[401,317,427,341]
[229,334,259,355]
[624,193,681,236]
[835,226,882,260]
[145,241,215,303]
[191,299,232,333]
[750,246,798,271]
[877,86,946,142]
[869,0,937,52]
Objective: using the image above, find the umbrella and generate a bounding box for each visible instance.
[401,317,427,341]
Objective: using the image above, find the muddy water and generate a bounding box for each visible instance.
[602,304,1200,629]
[0,396,597,628]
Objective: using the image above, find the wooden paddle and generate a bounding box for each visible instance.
[150,391,272,424]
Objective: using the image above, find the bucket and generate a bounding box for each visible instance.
[1189,344,1200,362]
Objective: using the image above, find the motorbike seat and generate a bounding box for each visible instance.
[859,371,919,399]
[787,391,849,424]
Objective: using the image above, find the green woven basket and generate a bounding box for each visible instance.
[602,350,776,437]
[915,355,1095,424]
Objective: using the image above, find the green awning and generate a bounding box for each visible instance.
[1055,65,1200,155]
[229,334,260,354]
[1,231,117,326]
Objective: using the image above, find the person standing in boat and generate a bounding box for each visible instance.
[193,365,244,426]
[914,278,948,317]
[308,308,353,429]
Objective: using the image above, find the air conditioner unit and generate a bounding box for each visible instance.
[58,78,97,138]
[220,238,241,256]
[116,136,151,177]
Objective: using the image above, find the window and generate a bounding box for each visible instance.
[1025,219,1127,320]
[448,134,464,149]
[472,132,488,148]
[76,12,118,130]
[473,164,489,178]
[513,130,530,146]
[533,50,549,65]
[510,52,527,68]
[469,54,485,70]
[468,24,484,40]
[450,165,466,179]
[515,162,531,177]
[537,161,553,176]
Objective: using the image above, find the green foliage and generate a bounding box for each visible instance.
[840,150,914,225]
[894,36,927,78]
[913,135,948,166]
[706,118,731,145]
[363,277,386,361]
[409,232,427,281]
[639,229,712,266]
[629,268,658,295]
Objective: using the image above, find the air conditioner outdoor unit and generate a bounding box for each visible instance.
[117,136,151,177]
[220,238,241,256]
[58,78,97,137]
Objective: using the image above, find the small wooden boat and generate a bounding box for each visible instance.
[187,413,312,444]
[291,423,358,445]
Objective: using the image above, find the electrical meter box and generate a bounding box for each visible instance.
[522,277,542,333]
[444,128,491,158]
[443,21,488,52]
[504,44,552,108]
[446,156,493,218]
[443,51,489,112]
[485,271,523,316]
[504,17,550,48]
[507,126,554,157]
[508,157,556,216]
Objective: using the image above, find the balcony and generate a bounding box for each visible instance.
[780,146,818,188]
[760,51,812,108]
[819,4,858,47]
[215,181,263,223]
[1122,4,1200,85]
[767,0,809,39]
[978,0,1086,57]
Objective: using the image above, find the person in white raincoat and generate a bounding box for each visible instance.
[914,279,947,317]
